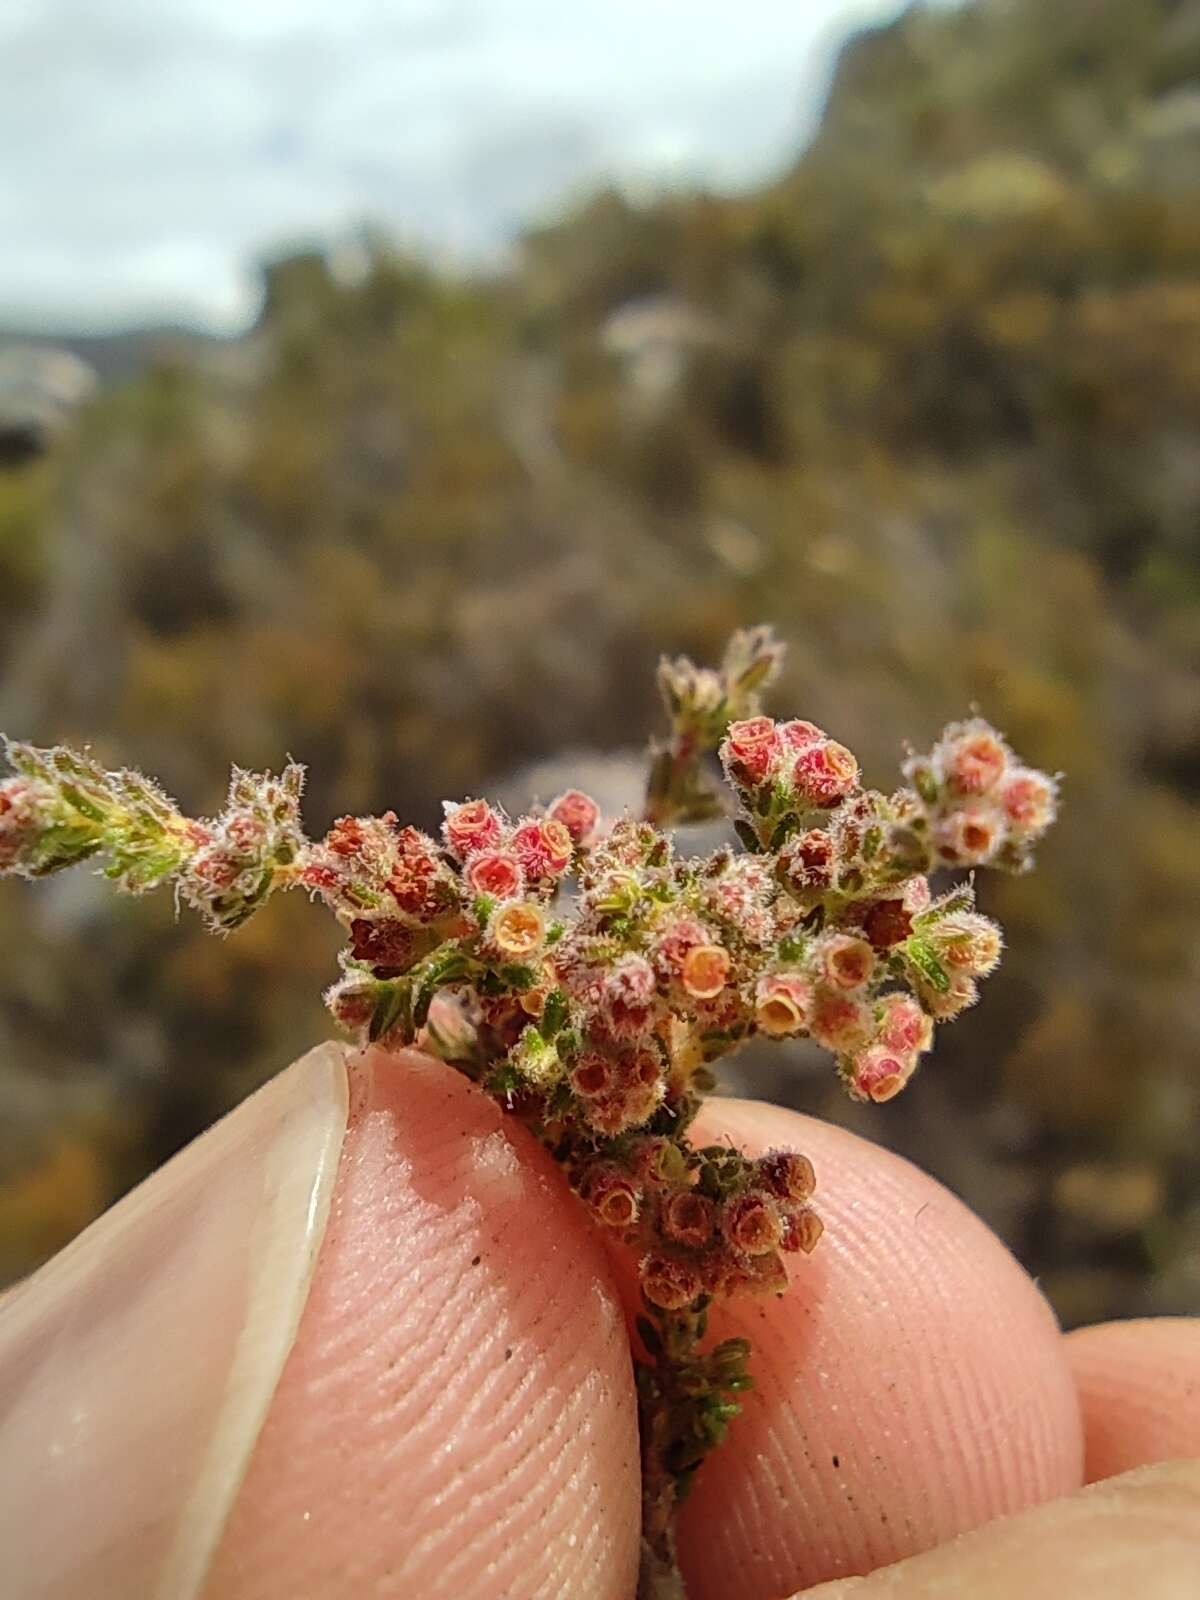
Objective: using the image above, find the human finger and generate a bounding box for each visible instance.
[0,1045,640,1600]
[797,1459,1200,1599]
[672,1097,1082,1599]
[1066,1317,1200,1482]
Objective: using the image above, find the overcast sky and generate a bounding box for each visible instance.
[0,0,910,334]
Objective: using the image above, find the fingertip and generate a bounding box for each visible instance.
[1066,1317,1200,1483]
[675,1098,1082,1599]
[207,1048,640,1600]
[798,1460,1200,1599]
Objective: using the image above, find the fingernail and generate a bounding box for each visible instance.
[0,1040,350,1600]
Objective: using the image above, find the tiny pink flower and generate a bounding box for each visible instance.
[777,719,825,752]
[877,993,934,1056]
[1001,768,1058,836]
[754,972,812,1037]
[936,721,1010,797]
[934,803,1004,866]
[442,798,503,860]
[820,932,875,991]
[466,849,524,900]
[512,816,574,880]
[850,1044,915,1103]
[602,952,659,1037]
[547,789,600,846]
[778,828,835,893]
[681,942,731,999]
[809,987,873,1053]
[792,739,860,808]
[721,716,780,786]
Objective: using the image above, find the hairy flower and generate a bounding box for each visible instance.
[547,789,600,846]
[1001,767,1058,837]
[487,901,545,960]
[512,816,574,882]
[662,1189,717,1248]
[758,1150,817,1203]
[754,972,812,1037]
[581,1164,642,1229]
[601,952,660,1037]
[466,849,524,901]
[934,720,1011,797]
[442,798,504,860]
[848,1044,915,1103]
[721,716,780,786]
[721,1191,785,1257]
[876,993,934,1057]
[640,1253,704,1312]
[681,942,731,1000]
[792,739,860,808]
[818,932,876,992]
[777,827,835,893]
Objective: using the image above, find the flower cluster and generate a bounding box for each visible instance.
[0,627,1059,1597]
[580,1141,822,1310]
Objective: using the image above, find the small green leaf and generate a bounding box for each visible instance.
[539,988,568,1040]
[905,936,949,993]
[369,982,410,1042]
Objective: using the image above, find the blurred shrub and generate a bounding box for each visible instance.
[1,0,1197,1311]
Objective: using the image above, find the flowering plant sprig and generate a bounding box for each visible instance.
[0,627,1058,1599]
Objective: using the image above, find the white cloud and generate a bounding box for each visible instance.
[0,0,907,333]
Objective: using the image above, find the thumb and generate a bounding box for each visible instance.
[0,1045,640,1600]
[798,1459,1200,1598]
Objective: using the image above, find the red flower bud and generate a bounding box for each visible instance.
[466,850,524,900]
[721,716,780,786]
[1001,768,1058,837]
[862,897,913,950]
[792,740,859,807]
[547,789,600,846]
[442,798,503,860]
[777,718,825,751]
[777,828,835,893]
[512,816,574,881]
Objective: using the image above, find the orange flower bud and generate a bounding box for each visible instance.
[489,901,545,959]
[754,972,811,1037]
[681,942,730,999]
